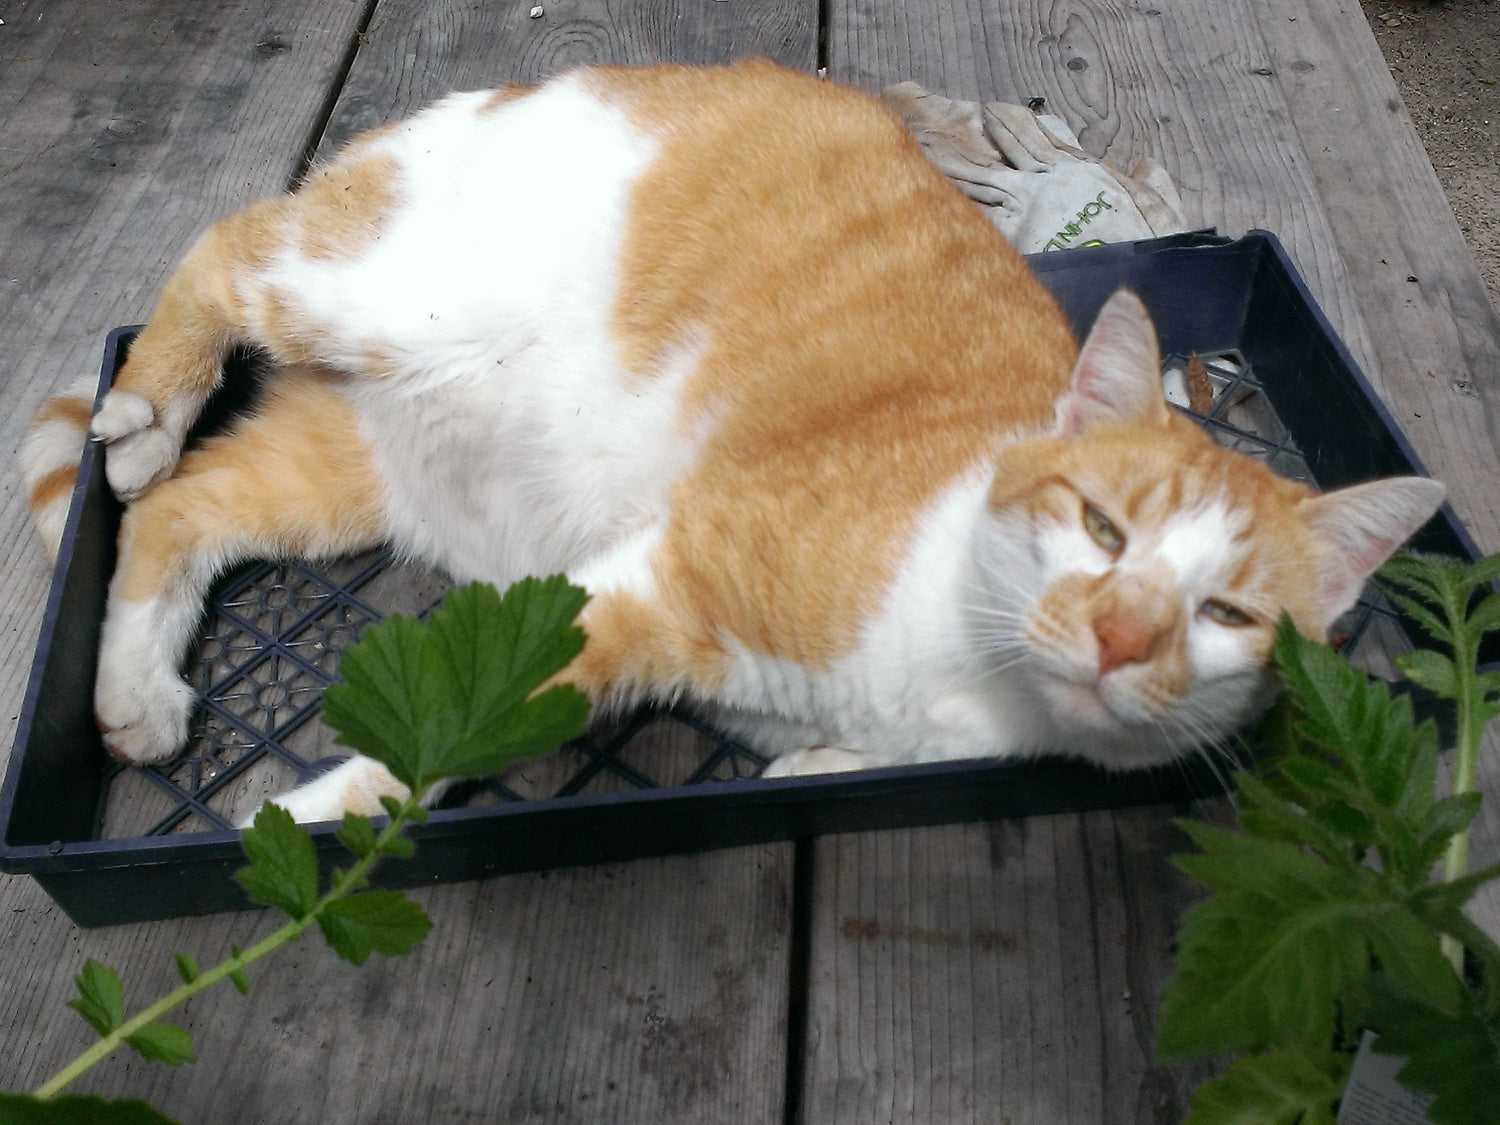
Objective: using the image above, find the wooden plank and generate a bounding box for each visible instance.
[2,0,818,1119]
[829,0,1385,395]
[0,0,373,775]
[1257,0,1500,561]
[320,0,818,150]
[4,851,792,1122]
[812,0,1500,1118]
[800,814,1219,1122]
[1258,0,1500,953]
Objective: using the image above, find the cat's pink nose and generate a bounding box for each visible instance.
[1093,612,1154,676]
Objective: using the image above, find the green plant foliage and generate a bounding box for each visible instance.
[317,891,433,966]
[1162,553,1500,1122]
[1183,1049,1350,1125]
[21,578,591,1109]
[233,802,320,919]
[0,1092,181,1124]
[322,577,590,791]
[1369,983,1500,1124]
[122,1024,194,1067]
[66,961,124,1038]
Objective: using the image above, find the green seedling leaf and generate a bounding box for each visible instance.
[377,835,415,860]
[234,802,320,920]
[1370,982,1500,1125]
[1274,619,1440,818]
[336,813,378,861]
[1159,822,1459,1057]
[1396,648,1459,699]
[1465,590,1500,641]
[124,1023,195,1067]
[1182,1048,1349,1125]
[1415,793,1484,870]
[67,959,125,1037]
[173,954,200,986]
[0,1092,181,1124]
[226,946,251,996]
[1234,773,1364,870]
[323,578,591,791]
[317,890,432,966]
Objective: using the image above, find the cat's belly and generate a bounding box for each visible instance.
[346,339,705,585]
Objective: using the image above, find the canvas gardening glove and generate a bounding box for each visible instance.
[882,81,1189,253]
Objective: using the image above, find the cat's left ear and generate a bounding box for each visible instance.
[1299,476,1447,633]
[1054,289,1170,436]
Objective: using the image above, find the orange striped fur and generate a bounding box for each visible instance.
[31,61,1442,817]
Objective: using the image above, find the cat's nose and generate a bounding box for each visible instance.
[1093,611,1155,676]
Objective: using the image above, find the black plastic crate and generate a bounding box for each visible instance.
[3,231,1489,927]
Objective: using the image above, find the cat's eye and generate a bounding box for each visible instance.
[1201,599,1254,627]
[1082,503,1125,553]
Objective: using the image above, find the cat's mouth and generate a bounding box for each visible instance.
[1033,668,1120,727]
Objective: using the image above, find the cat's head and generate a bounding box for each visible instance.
[975,289,1445,769]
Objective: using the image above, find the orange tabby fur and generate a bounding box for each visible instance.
[19,60,1444,813]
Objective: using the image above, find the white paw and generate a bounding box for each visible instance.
[91,390,179,500]
[240,757,411,826]
[95,666,194,765]
[760,746,869,779]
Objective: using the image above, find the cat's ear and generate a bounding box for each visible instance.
[1054,289,1169,436]
[1299,476,1447,632]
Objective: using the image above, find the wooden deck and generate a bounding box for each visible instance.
[2,0,1498,1120]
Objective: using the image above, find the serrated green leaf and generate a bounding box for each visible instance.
[1182,1049,1349,1125]
[173,953,200,986]
[1396,648,1460,699]
[323,579,591,792]
[1370,982,1500,1125]
[0,1092,182,1124]
[321,614,432,790]
[68,959,125,1037]
[1415,793,1483,869]
[1272,620,1441,876]
[234,802,320,919]
[125,1022,195,1066]
[1381,586,1454,647]
[377,834,415,859]
[1234,774,1364,870]
[317,890,432,966]
[335,813,378,860]
[378,795,403,821]
[1465,590,1500,640]
[1160,822,1457,1057]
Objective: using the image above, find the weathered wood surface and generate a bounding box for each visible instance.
[0,1,811,1121]
[808,0,1500,1119]
[3,0,1499,1121]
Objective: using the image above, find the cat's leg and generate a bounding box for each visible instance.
[97,369,385,763]
[93,198,295,500]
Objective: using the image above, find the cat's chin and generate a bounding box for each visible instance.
[1030,668,1130,732]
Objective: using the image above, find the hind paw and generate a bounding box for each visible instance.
[91,390,181,500]
[96,665,194,765]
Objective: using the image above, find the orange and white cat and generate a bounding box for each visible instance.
[22,60,1443,823]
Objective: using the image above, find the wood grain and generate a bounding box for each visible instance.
[813,0,1500,1119]
[318,0,818,152]
[1,1,817,1121]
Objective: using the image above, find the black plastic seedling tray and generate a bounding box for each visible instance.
[4,231,1491,926]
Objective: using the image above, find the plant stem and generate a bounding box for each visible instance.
[1440,589,1484,973]
[33,792,425,1101]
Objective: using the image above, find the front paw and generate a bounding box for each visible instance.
[95,666,193,765]
[239,757,412,826]
[91,390,180,500]
[760,746,868,778]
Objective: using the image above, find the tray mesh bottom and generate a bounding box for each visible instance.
[96,352,1409,838]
